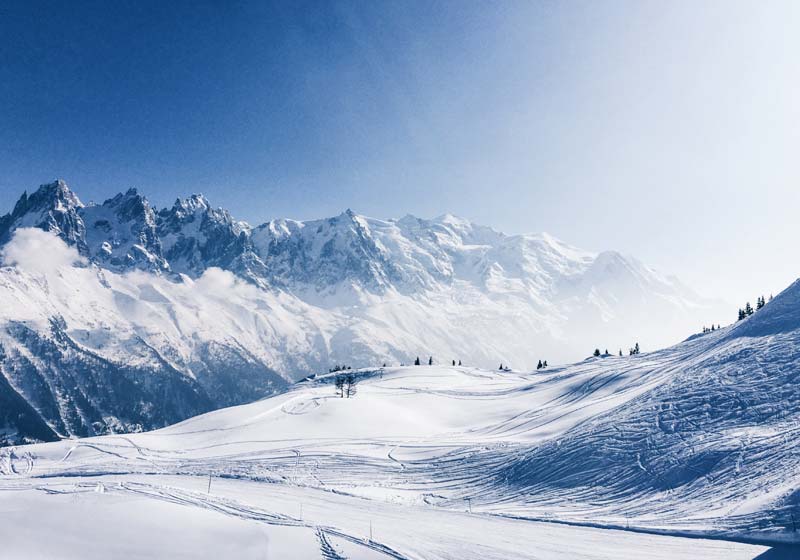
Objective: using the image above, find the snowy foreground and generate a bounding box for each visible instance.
[3,291,800,560]
[0,477,784,559]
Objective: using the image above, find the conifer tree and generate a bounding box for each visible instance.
[537,359,543,369]
[428,356,433,366]
[414,356,421,366]
[745,302,754,316]
[593,348,601,357]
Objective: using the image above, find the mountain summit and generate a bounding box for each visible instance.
[0,181,726,444]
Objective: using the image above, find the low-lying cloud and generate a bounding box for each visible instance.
[1,228,86,274]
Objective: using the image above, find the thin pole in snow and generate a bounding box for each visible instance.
[207,473,212,494]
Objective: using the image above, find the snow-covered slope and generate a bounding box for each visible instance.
[0,180,726,444]
[1,285,797,557]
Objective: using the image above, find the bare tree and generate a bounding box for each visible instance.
[344,374,358,398]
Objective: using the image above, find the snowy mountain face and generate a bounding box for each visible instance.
[0,181,725,445]
[1,284,797,558]
[0,180,86,251]
[82,189,167,273]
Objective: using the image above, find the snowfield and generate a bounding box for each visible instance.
[2,278,799,558]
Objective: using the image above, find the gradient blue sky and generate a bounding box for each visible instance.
[1,1,799,304]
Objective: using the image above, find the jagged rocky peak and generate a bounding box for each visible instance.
[80,188,168,273]
[21,179,84,213]
[102,188,151,221]
[158,193,246,234]
[0,179,87,251]
[155,193,257,277]
[167,193,211,218]
[251,208,399,292]
[0,181,723,311]
[317,209,397,289]
[322,208,375,241]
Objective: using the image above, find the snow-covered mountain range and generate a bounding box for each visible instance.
[0,180,726,444]
[1,278,798,557]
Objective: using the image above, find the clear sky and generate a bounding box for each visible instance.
[1,0,799,304]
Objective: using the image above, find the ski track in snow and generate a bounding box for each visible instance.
[4,282,800,558]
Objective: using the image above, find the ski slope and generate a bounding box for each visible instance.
[0,477,783,559]
[2,282,799,558]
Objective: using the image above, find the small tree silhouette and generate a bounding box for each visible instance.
[344,374,358,398]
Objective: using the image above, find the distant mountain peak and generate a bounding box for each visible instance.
[434,212,471,227]
[0,180,734,447]
[0,179,725,337]
[1,180,86,250]
[0,181,718,307]
[14,179,84,213]
[82,185,166,273]
[168,193,212,216]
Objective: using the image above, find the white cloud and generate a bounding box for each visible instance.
[0,228,87,274]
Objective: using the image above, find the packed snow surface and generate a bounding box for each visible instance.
[3,282,800,558]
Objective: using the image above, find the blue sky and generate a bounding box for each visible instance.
[1,1,799,303]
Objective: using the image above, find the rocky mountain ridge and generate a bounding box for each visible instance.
[0,180,726,445]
